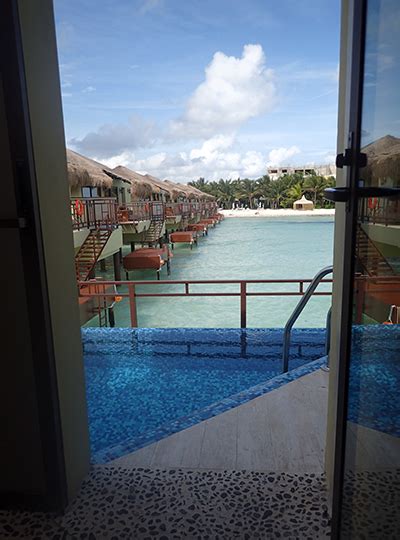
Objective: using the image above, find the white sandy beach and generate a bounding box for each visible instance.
[220,208,335,218]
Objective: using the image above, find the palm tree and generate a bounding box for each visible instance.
[188,177,207,190]
[304,175,327,205]
[216,179,236,208]
[266,179,287,209]
[235,179,259,208]
[286,182,304,204]
[255,175,272,208]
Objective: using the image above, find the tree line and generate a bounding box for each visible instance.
[189,173,335,209]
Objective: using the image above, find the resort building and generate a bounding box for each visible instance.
[267,163,336,180]
[1,1,400,539]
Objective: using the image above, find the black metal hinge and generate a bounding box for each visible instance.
[335,148,367,169]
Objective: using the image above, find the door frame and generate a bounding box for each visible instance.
[330,0,368,535]
[0,0,68,510]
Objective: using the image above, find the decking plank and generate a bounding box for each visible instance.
[199,407,238,469]
[108,369,328,473]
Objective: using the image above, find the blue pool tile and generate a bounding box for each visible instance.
[82,327,328,463]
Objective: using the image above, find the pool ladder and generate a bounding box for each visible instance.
[282,265,333,373]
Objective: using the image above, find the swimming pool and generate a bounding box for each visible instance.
[83,327,327,462]
[348,325,400,437]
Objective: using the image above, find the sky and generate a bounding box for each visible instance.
[54,0,340,183]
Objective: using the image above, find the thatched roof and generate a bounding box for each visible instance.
[142,174,173,198]
[167,180,215,201]
[66,148,128,188]
[184,184,215,201]
[113,166,155,198]
[163,179,189,199]
[362,135,400,186]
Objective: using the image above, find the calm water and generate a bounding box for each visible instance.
[90,216,334,328]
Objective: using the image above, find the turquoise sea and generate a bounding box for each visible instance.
[89,216,334,328]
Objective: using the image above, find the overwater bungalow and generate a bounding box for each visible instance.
[112,165,167,246]
[68,151,218,286]
[67,149,126,282]
[141,175,185,231]
[68,148,131,203]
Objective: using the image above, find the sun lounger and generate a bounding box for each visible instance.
[123,252,166,279]
[169,231,197,249]
[187,223,207,236]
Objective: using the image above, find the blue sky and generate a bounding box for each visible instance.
[54,0,340,182]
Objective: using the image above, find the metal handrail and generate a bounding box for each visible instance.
[282,265,333,373]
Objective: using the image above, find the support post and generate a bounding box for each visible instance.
[240,282,247,328]
[113,252,121,281]
[128,284,138,327]
[355,277,365,324]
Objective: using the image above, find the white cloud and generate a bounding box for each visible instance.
[102,134,270,182]
[267,146,300,166]
[170,44,276,138]
[69,116,157,158]
[69,44,277,167]
[190,134,236,160]
[322,152,336,164]
[140,0,163,14]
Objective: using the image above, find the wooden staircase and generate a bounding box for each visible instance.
[141,219,164,244]
[356,225,395,277]
[75,229,112,282]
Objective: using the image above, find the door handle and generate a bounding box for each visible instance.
[324,187,400,202]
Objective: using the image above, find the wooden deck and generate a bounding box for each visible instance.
[109,369,329,472]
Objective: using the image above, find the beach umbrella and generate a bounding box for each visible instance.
[293,195,314,210]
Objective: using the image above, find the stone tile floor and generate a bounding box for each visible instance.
[0,466,331,539]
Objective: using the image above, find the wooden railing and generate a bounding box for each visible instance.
[71,198,218,229]
[71,197,118,230]
[361,197,400,226]
[78,277,333,328]
[117,201,150,223]
[150,201,165,221]
[165,203,181,217]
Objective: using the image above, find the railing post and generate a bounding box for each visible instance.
[240,282,247,328]
[128,284,138,327]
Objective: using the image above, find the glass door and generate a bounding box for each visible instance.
[329,0,400,537]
